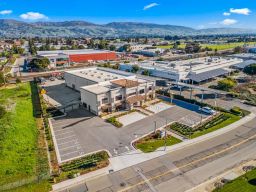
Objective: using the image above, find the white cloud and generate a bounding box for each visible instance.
[230,8,251,15]
[20,12,48,20]
[0,10,12,15]
[143,3,159,10]
[220,19,238,26]
[223,12,231,16]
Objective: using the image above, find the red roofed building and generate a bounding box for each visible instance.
[37,49,117,68]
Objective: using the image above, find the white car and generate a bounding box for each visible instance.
[200,107,216,115]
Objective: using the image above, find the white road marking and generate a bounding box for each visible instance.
[56,135,76,141]
[55,130,73,136]
[134,167,158,192]
[61,150,80,157]
[57,139,78,146]
[59,144,81,151]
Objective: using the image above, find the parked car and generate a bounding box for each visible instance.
[38,77,46,84]
[49,77,55,81]
[200,107,216,115]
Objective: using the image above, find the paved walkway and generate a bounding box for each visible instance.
[118,112,147,126]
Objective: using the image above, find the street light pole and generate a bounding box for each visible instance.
[164,119,168,151]
[200,90,204,124]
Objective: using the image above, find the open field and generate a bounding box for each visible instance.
[157,42,256,50]
[214,169,256,192]
[0,82,49,190]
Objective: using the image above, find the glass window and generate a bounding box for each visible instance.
[115,95,122,101]
[102,98,108,104]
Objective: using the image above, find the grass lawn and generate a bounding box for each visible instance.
[134,131,181,153]
[213,169,256,192]
[7,181,51,192]
[0,82,49,190]
[201,42,256,51]
[191,113,240,138]
[157,45,173,49]
[157,42,256,51]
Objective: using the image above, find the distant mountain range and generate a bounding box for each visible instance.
[0,19,256,38]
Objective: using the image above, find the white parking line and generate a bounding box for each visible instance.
[56,135,76,141]
[55,130,73,136]
[57,139,78,146]
[54,128,73,132]
[59,144,81,151]
[61,150,80,157]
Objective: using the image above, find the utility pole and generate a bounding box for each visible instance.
[154,121,157,134]
[200,90,204,124]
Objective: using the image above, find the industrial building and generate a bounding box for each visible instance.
[119,57,243,83]
[64,68,155,115]
[37,49,117,68]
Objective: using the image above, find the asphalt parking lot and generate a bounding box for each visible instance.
[50,98,209,163]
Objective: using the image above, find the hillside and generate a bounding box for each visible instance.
[0,19,255,38]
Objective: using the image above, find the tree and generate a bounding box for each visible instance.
[217,78,237,91]
[109,45,116,51]
[233,46,244,54]
[185,42,201,53]
[142,69,150,76]
[131,65,140,73]
[78,45,85,49]
[28,39,37,55]
[16,77,21,84]
[244,64,256,75]
[29,57,50,70]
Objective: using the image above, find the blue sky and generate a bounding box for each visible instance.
[0,0,255,29]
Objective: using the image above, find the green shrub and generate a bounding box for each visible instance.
[0,105,6,118]
[106,117,123,127]
[230,107,242,116]
[61,151,109,172]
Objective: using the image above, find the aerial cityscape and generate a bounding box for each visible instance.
[1,1,256,192]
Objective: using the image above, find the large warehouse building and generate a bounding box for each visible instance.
[120,57,244,83]
[64,68,155,115]
[37,49,117,68]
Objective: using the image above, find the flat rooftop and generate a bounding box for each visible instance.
[230,53,256,60]
[65,67,134,83]
[81,77,150,95]
[37,49,114,56]
[123,57,243,74]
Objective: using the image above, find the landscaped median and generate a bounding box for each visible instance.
[166,107,249,139]
[54,151,109,183]
[134,131,182,153]
[168,112,241,139]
